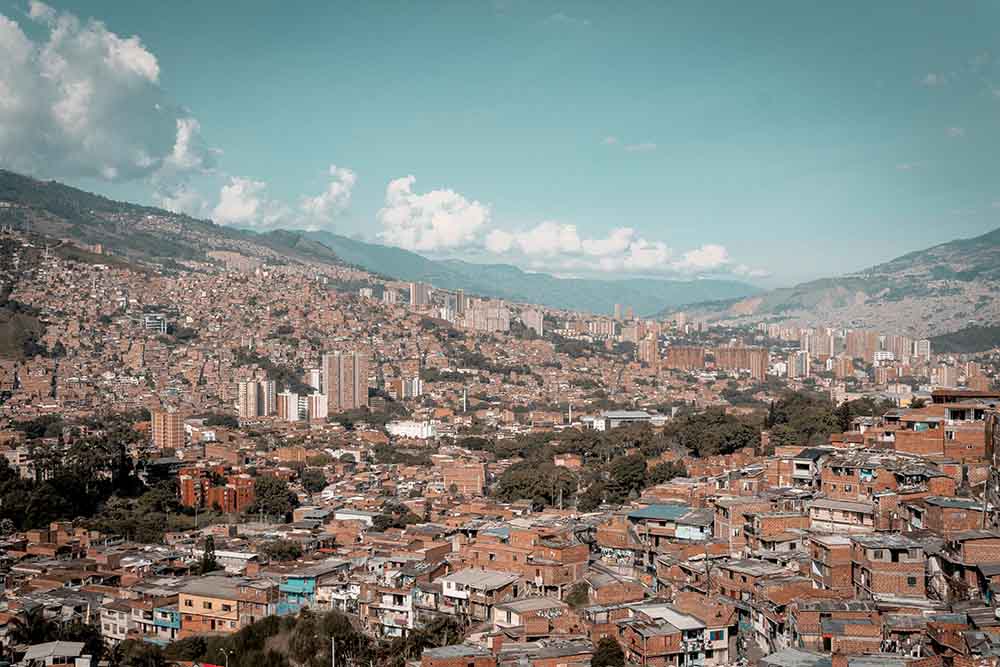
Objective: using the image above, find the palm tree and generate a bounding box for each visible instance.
[9,606,58,647]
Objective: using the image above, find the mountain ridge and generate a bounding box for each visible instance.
[0,169,761,315]
[663,225,1000,337]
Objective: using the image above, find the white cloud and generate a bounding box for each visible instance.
[674,244,730,272]
[484,229,515,254]
[0,3,214,183]
[300,164,357,226]
[212,177,288,228]
[946,126,965,138]
[478,222,758,277]
[514,221,582,256]
[547,12,591,26]
[920,72,946,87]
[377,176,490,251]
[602,135,657,153]
[153,183,208,218]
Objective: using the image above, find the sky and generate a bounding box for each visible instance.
[1,1,999,287]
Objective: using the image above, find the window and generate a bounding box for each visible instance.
[907,576,917,587]
[710,630,724,641]
[203,601,213,610]
[844,485,852,492]
[872,550,884,560]
[184,600,193,607]
[222,604,233,612]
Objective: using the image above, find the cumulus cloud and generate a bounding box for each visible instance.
[212,177,288,228]
[478,222,753,277]
[377,176,490,251]
[153,184,209,218]
[674,244,730,272]
[300,165,357,225]
[0,2,214,183]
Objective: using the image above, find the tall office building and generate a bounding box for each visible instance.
[152,408,184,450]
[323,351,369,413]
[913,339,932,361]
[613,304,623,320]
[410,282,431,307]
[455,289,467,315]
[237,380,259,419]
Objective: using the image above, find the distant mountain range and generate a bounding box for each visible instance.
[666,227,1000,338]
[304,231,759,315]
[0,170,761,315]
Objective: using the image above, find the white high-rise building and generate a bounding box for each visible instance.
[237,380,259,419]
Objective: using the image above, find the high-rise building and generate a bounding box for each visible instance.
[455,289,467,315]
[638,334,660,370]
[459,301,511,333]
[613,304,623,320]
[277,391,300,422]
[664,346,705,371]
[409,282,431,307]
[788,351,811,378]
[307,393,328,421]
[307,368,323,394]
[152,408,184,450]
[625,306,634,320]
[884,334,913,362]
[845,330,880,363]
[832,355,854,379]
[259,380,277,416]
[382,289,399,305]
[237,380,259,419]
[323,351,369,413]
[521,309,544,337]
[713,346,769,382]
[913,339,932,361]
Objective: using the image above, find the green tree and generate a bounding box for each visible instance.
[259,539,303,562]
[250,475,297,520]
[565,582,589,608]
[300,468,327,493]
[199,535,219,574]
[605,454,647,504]
[592,637,625,667]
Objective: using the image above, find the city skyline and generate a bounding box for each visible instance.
[2,1,1000,286]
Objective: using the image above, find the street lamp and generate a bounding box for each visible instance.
[219,648,233,667]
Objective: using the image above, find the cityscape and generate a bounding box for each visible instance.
[1,3,1000,667]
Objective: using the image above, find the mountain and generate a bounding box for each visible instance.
[665,227,1000,337]
[306,230,761,315]
[0,170,762,315]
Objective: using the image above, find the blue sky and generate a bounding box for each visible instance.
[1,0,999,286]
